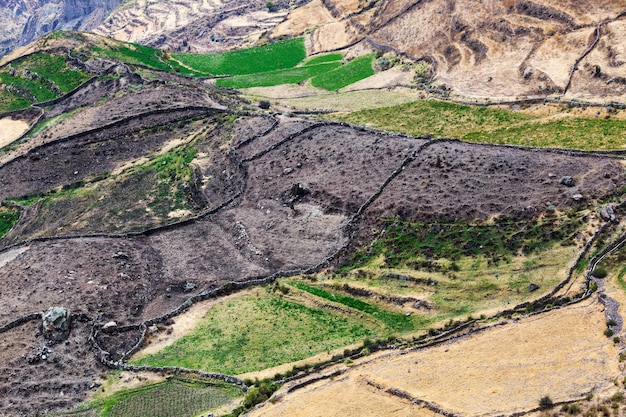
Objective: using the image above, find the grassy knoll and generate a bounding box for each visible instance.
[173,38,306,76]
[335,100,626,150]
[133,290,374,375]
[12,53,90,92]
[216,61,341,89]
[86,376,242,417]
[311,54,375,90]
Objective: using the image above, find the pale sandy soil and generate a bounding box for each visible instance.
[342,66,415,91]
[0,246,28,269]
[0,118,29,148]
[250,297,620,417]
[244,87,424,112]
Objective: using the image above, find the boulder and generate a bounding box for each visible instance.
[600,205,618,222]
[42,307,71,342]
[560,176,575,187]
[102,321,118,334]
[528,283,540,292]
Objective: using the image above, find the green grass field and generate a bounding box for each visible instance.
[311,54,375,90]
[0,72,57,102]
[302,53,343,65]
[292,282,417,332]
[87,377,242,417]
[336,100,626,150]
[93,43,171,71]
[13,53,90,92]
[216,61,342,88]
[133,290,374,375]
[0,90,31,113]
[173,38,306,76]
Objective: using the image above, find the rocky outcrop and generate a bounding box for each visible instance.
[42,306,70,341]
[0,0,123,57]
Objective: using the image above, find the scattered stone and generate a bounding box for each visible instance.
[102,321,118,334]
[560,176,575,187]
[523,66,533,78]
[42,307,71,342]
[184,281,197,292]
[290,182,309,197]
[112,251,129,260]
[528,283,540,292]
[258,100,270,110]
[283,167,293,175]
[572,193,584,201]
[599,204,618,222]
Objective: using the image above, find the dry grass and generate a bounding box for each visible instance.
[251,298,619,417]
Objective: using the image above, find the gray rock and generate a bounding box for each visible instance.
[102,321,118,334]
[572,193,584,201]
[42,307,71,342]
[528,283,540,292]
[600,204,618,222]
[560,176,575,187]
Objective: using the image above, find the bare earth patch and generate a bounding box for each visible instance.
[0,118,29,148]
[252,297,618,417]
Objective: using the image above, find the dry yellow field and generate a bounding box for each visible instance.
[251,297,620,417]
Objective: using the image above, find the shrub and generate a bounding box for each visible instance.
[539,396,554,409]
[592,266,608,278]
[605,328,614,338]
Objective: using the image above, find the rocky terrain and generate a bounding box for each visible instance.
[0,35,624,415]
[0,0,122,57]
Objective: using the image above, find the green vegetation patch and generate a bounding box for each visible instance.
[0,207,20,238]
[90,377,242,417]
[311,54,375,90]
[303,53,343,65]
[348,216,584,269]
[292,282,416,332]
[93,43,171,71]
[336,100,626,150]
[13,53,90,92]
[216,61,341,89]
[0,71,57,102]
[133,291,373,374]
[0,89,31,112]
[173,38,306,76]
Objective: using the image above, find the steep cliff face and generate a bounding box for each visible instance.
[0,0,122,57]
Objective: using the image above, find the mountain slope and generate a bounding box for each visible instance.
[0,0,123,57]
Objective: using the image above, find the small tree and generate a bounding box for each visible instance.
[266,1,277,12]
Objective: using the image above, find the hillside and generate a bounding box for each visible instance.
[0,32,625,417]
[0,0,123,57]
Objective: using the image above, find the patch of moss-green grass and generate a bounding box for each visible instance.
[335,100,626,150]
[89,377,242,417]
[172,38,306,76]
[291,281,417,332]
[0,89,31,112]
[93,43,171,71]
[463,117,626,150]
[132,291,374,374]
[303,53,343,65]
[347,216,584,269]
[0,72,57,102]
[13,53,90,92]
[0,207,20,238]
[310,54,375,90]
[216,61,342,89]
